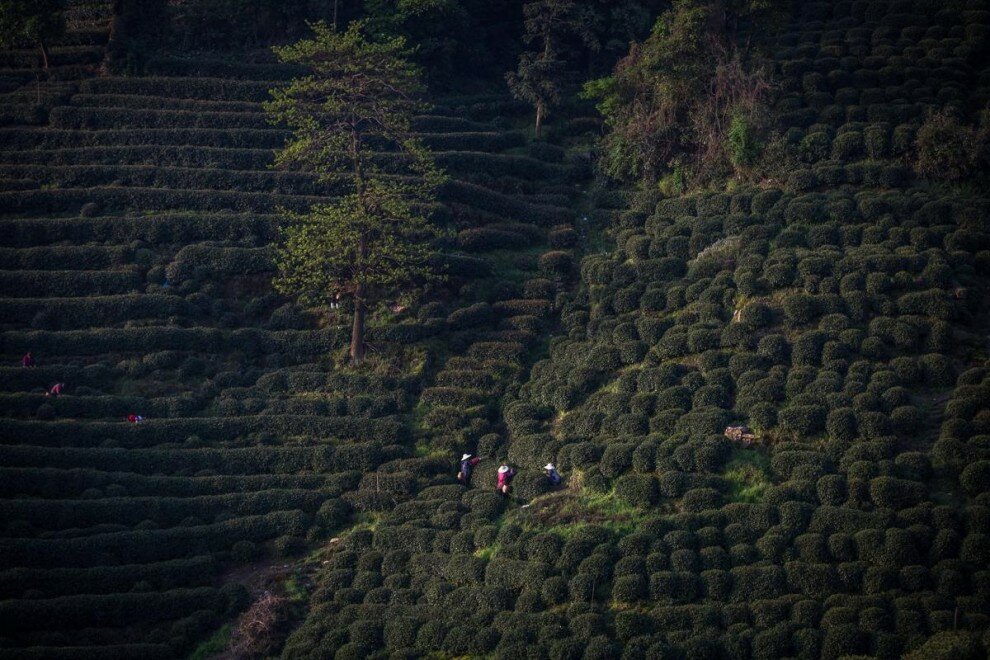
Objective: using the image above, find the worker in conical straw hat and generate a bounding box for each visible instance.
[457,453,481,486]
[544,462,561,487]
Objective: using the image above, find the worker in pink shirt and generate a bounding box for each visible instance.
[496,465,516,497]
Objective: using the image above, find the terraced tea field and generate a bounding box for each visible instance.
[0,4,590,655]
[276,2,990,658]
[2,0,990,657]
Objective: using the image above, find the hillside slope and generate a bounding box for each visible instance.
[0,15,589,657]
[1,0,989,658]
[280,2,990,658]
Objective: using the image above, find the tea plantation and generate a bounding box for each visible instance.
[1,0,989,658]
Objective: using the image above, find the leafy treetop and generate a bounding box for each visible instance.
[266,21,447,364]
[582,0,781,186]
[507,0,596,138]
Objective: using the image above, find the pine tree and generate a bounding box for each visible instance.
[265,21,446,365]
[506,0,595,138]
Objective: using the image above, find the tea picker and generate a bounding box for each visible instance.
[496,465,516,496]
[457,453,481,486]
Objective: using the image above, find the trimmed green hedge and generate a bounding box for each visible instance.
[1,510,308,568]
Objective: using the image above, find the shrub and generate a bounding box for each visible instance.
[832,131,864,160]
[539,251,574,279]
[615,475,659,507]
[470,493,506,519]
[787,169,819,192]
[612,574,648,603]
[600,443,636,478]
[793,331,829,366]
[784,293,820,324]
[680,487,720,512]
[864,124,890,158]
[903,631,983,660]
[821,624,867,658]
[757,334,790,364]
[824,407,856,443]
[800,131,832,161]
[890,405,922,434]
[447,303,494,330]
[914,110,980,181]
[961,533,990,565]
[779,405,827,437]
[816,475,847,506]
[919,353,954,387]
[549,226,578,248]
[654,470,685,499]
[870,477,926,510]
[894,452,931,482]
[511,471,553,500]
[567,442,602,468]
[960,462,990,496]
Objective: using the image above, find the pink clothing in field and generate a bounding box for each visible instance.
[496,468,516,488]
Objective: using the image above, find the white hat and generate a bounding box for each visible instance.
[461,454,472,461]
[498,465,509,473]
[544,463,555,471]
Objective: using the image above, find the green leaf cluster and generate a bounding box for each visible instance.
[265,21,448,360]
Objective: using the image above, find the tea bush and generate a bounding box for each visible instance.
[5,1,990,657]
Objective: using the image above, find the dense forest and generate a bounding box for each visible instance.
[0,0,988,658]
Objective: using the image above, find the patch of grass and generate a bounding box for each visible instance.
[413,439,447,458]
[723,449,771,503]
[349,511,384,533]
[597,377,620,394]
[474,543,500,561]
[282,575,310,602]
[578,487,642,520]
[512,476,649,537]
[550,409,569,439]
[188,624,231,660]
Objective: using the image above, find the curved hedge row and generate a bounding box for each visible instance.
[1,510,309,567]
[0,467,343,499]
[1,488,327,530]
[0,415,406,447]
[0,214,276,249]
[0,555,217,600]
[0,586,235,632]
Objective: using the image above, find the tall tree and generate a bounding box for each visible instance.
[265,21,446,365]
[0,0,66,70]
[506,0,594,138]
[582,0,780,185]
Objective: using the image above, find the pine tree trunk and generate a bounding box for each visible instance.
[347,128,368,365]
[38,41,50,70]
[350,286,365,364]
[535,101,544,139]
[333,0,339,31]
[350,230,368,365]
